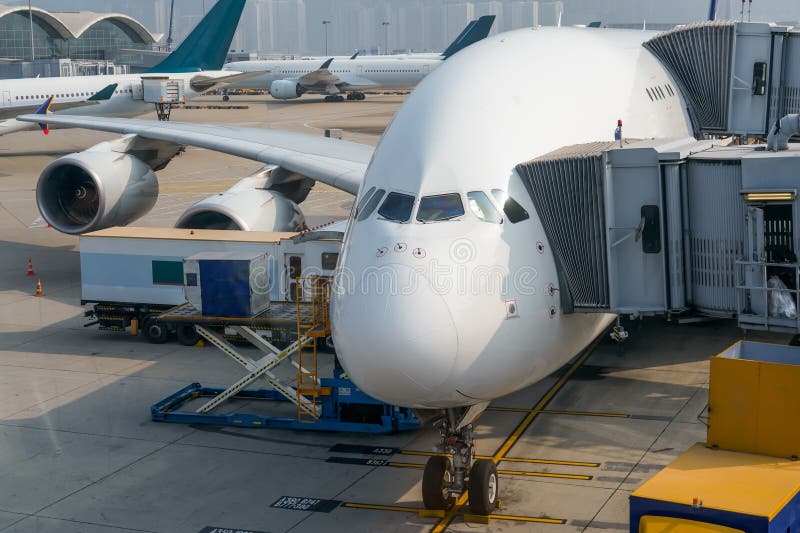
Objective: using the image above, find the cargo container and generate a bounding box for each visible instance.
[79,224,344,342]
[183,251,269,318]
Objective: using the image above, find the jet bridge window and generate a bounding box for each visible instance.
[491,190,529,223]
[378,192,415,222]
[417,193,465,223]
[356,188,385,222]
[467,191,502,223]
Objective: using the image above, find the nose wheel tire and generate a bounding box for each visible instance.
[468,459,499,515]
[422,456,454,510]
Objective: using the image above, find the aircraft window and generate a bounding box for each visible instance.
[378,192,415,222]
[467,191,502,223]
[354,186,376,217]
[357,188,385,221]
[491,190,529,223]
[417,193,465,223]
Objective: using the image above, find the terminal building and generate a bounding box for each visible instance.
[0,5,162,78]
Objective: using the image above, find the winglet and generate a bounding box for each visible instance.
[349,51,359,60]
[34,95,54,135]
[87,83,117,101]
[442,15,495,59]
[320,57,334,70]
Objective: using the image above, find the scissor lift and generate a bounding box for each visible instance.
[150,276,419,434]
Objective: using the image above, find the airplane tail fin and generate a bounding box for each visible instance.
[147,0,246,74]
[34,95,54,135]
[442,15,496,59]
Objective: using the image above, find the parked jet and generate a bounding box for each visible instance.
[19,24,693,515]
[0,0,252,136]
[222,15,495,101]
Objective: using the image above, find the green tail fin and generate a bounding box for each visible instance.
[148,0,246,74]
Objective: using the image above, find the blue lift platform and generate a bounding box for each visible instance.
[150,277,420,434]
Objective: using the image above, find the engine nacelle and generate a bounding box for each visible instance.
[175,176,305,231]
[36,143,158,235]
[270,79,304,100]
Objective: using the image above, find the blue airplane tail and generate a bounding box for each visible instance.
[148,0,246,74]
[442,15,496,59]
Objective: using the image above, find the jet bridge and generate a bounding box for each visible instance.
[643,20,800,137]
[517,138,800,333]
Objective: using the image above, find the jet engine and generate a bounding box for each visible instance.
[175,176,306,231]
[36,142,159,235]
[270,79,304,100]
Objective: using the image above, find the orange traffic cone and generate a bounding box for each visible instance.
[26,258,34,276]
[34,278,44,297]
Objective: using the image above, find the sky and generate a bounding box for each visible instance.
[2,0,799,55]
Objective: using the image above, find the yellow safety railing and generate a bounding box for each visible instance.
[295,276,332,421]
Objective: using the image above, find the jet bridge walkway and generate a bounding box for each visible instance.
[150,276,420,433]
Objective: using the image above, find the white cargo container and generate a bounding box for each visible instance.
[79,224,344,340]
[142,76,185,104]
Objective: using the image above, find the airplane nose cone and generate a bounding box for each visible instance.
[332,264,459,407]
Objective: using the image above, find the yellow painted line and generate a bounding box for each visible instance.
[389,462,592,480]
[487,406,530,413]
[497,469,592,480]
[342,502,566,524]
[541,409,630,419]
[342,502,422,513]
[401,450,599,468]
[492,456,599,468]
[430,337,603,533]
[431,492,469,533]
[492,346,597,461]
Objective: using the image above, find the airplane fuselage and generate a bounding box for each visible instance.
[0,70,234,135]
[331,27,694,409]
[223,57,439,93]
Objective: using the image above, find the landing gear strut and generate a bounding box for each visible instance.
[422,403,497,515]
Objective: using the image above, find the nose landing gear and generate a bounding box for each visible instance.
[422,403,497,515]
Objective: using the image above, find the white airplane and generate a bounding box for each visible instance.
[18,24,693,515]
[0,0,254,136]
[222,16,495,102]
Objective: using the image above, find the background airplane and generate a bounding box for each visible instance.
[222,15,495,102]
[0,0,253,136]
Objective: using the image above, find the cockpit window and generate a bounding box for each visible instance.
[491,189,529,223]
[354,186,376,218]
[378,192,415,222]
[357,188,385,221]
[467,191,502,223]
[417,193,465,223]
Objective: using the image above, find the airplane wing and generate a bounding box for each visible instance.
[297,58,341,87]
[0,83,117,121]
[15,114,372,195]
[189,70,271,92]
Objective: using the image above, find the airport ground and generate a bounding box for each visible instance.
[0,94,789,532]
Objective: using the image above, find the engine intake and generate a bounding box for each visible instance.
[270,79,304,100]
[36,146,158,235]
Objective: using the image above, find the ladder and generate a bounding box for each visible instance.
[295,277,332,422]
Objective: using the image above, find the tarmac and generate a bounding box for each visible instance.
[0,93,790,532]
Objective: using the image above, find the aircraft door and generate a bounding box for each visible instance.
[285,254,303,301]
[1,91,9,106]
[357,65,363,75]
[423,65,430,75]
[132,82,143,100]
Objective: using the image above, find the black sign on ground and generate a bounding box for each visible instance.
[329,443,399,455]
[198,526,267,533]
[326,456,389,466]
[270,496,342,513]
